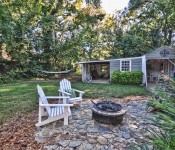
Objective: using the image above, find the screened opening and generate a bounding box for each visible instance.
[85,62,110,81]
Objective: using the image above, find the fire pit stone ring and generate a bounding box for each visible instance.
[91,101,126,125]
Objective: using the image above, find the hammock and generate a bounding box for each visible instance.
[36,69,73,74]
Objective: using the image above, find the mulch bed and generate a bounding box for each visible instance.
[0,111,43,150]
[0,96,150,150]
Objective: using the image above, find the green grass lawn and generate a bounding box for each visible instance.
[0,81,149,124]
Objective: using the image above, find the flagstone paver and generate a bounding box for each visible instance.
[35,99,154,149]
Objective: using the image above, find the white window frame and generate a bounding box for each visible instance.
[120,60,131,72]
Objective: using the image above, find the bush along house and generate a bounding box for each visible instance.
[79,46,175,86]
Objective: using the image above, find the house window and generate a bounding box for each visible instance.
[120,60,131,71]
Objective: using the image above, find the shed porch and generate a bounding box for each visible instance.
[145,46,175,84]
[146,59,175,83]
[80,60,110,83]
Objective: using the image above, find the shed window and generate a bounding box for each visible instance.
[120,60,131,71]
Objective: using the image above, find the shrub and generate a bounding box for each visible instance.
[111,71,143,85]
[0,59,46,83]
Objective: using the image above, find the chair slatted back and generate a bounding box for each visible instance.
[37,85,51,116]
[60,79,71,91]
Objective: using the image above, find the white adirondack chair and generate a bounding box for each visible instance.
[58,79,85,104]
[36,85,73,127]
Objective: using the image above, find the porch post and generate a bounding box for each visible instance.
[167,59,175,77]
[142,55,147,86]
[81,64,87,82]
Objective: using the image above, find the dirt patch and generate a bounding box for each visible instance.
[0,111,43,150]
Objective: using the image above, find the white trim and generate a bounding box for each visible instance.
[79,60,111,64]
[111,57,142,61]
[79,56,142,64]
[120,60,131,72]
[142,55,147,86]
[146,58,173,61]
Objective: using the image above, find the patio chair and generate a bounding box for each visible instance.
[36,85,73,127]
[58,78,85,104]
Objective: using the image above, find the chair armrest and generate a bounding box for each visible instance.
[73,89,85,94]
[46,96,70,99]
[58,90,71,96]
[40,104,73,107]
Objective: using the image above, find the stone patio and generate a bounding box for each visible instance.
[35,98,154,150]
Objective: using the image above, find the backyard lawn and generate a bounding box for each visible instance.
[0,81,150,125]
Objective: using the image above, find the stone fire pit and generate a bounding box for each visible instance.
[91,101,126,125]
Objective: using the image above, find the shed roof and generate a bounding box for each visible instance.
[79,46,175,64]
[144,46,175,59]
[144,46,174,56]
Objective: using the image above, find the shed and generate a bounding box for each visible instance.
[79,46,175,86]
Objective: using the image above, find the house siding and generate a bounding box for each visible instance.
[110,58,142,74]
[131,58,142,71]
[110,60,120,78]
[146,46,175,59]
